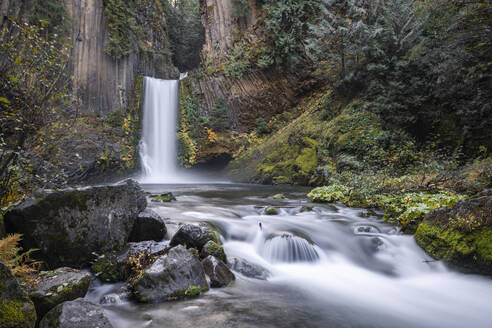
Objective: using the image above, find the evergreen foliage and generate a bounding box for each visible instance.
[209,99,229,132]
[103,0,144,59]
[261,0,317,69]
[307,0,492,156]
[0,19,71,203]
[167,0,205,71]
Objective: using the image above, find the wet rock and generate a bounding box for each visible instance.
[29,268,91,322]
[151,192,176,202]
[129,209,167,242]
[4,180,146,268]
[0,262,36,328]
[200,240,227,263]
[100,291,131,305]
[228,257,270,280]
[92,240,167,282]
[131,245,208,303]
[39,298,113,328]
[170,224,219,251]
[202,256,235,288]
[264,206,279,215]
[358,209,378,218]
[415,194,492,275]
[300,205,313,212]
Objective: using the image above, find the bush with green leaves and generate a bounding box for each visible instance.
[224,42,251,78]
[308,184,467,229]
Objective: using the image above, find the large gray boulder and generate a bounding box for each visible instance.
[169,224,219,251]
[0,262,36,328]
[39,298,113,328]
[29,268,91,321]
[129,209,167,242]
[131,245,208,303]
[4,180,146,268]
[202,256,235,288]
[92,240,167,282]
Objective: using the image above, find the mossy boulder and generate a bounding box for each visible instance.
[170,224,220,252]
[415,194,492,275]
[264,206,279,215]
[39,298,113,328]
[29,268,91,322]
[129,209,167,242]
[200,240,227,263]
[92,240,167,282]
[4,180,146,268]
[272,194,286,200]
[151,192,176,202]
[130,245,208,303]
[0,262,36,328]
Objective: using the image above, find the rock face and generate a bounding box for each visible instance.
[228,257,270,280]
[29,268,91,322]
[39,298,113,328]
[64,0,178,115]
[92,240,167,282]
[129,209,167,242]
[4,180,146,268]
[415,194,492,275]
[0,262,36,328]
[1,0,178,116]
[170,224,219,251]
[131,245,208,303]
[202,256,235,288]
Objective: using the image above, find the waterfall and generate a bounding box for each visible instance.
[139,77,179,183]
[260,233,320,263]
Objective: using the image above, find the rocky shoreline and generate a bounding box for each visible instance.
[1,180,237,327]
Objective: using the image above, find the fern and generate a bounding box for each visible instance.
[0,234,41,286]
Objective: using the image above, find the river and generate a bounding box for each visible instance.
[86,183,492,328]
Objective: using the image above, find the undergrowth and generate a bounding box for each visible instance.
[0,234,41,287]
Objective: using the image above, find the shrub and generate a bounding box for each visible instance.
[0,234,40,286]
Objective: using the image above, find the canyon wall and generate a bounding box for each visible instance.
[65,0,179,116]
[1,0,179,116]
[193,0,305,130]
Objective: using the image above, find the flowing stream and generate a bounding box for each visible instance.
[96,77,492,327]
[87,184,492,328]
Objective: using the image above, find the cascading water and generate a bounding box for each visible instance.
[87,184,492,328]
[260,233,320,263]
[138,75,227,184]
[139,77,179,182]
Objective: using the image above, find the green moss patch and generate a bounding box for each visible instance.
[415,223,492,274]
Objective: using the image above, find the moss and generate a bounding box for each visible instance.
[151,193,176,202]
[272,194,286,199]
[0,299,36,328]
[184,285,201,298]
[205,230,221,244]
[415,223,492,274]
[91,255,124,282]
[202,242,226,262]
